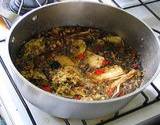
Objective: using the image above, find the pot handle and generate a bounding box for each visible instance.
[0,15,11,42]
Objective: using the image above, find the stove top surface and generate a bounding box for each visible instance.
[1,0,160,125]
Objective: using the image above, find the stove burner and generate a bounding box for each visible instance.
[9,0,48,15]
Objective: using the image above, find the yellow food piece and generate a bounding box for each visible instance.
[24,38,45,57]
[72,87,85,96]
[55,55,74,66]
[71,39,86,56]
[21,69,47,80]
[56,85,76,97]
[85,51,105,68]
[96,39,105,45]
[52,66,83,85]
[103,35,122,44]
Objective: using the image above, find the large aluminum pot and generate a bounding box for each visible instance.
[6,1,160,119]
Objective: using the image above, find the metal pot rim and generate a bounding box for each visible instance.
[6,1,160,104]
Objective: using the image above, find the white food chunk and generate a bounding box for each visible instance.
[85,51,105,68]
[111,69,137,88]
[91,65,124,82]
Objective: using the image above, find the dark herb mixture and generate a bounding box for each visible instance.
[15,26,143,101]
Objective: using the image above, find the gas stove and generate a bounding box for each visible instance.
[1,0,160,125]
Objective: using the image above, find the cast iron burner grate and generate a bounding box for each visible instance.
[9,0,47,15]
[1,0,160,125]
[111,0,160,34]
[9,0,55,15]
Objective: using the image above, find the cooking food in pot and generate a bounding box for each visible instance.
[15,26,143,101]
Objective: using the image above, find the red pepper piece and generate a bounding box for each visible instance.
[106,87,115,97]
[102,59,112,65]
[41,84,52,92]
[118,91,125,97]
[132,63,139,69]
[76,53,85,60]
[94,69,105,75]
[74,95,81,100]
[96,46,103,51]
